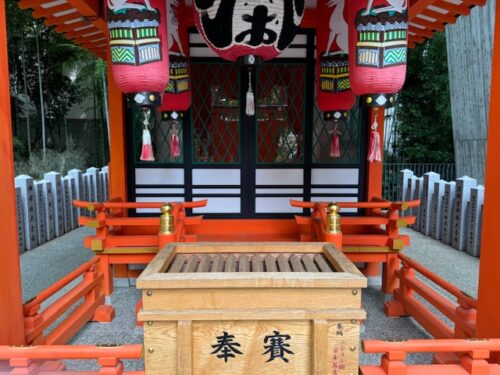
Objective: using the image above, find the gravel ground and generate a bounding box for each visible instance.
[18,226,480,368]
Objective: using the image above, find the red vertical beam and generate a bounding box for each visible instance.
[366,108,385,200]
[476,1,500,339]
[107,63,127,201]
[0,0,25,345]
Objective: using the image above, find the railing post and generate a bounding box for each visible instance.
[23,306,44,345]
[89,264,115,323]
[460,351,490,375]
[9,357,40,375]
[324,203,343,250]
[455,298,477,339]
[385,260,413,317]
[98,357,124,375]
[381,351,407,375]
[158,203,176,249]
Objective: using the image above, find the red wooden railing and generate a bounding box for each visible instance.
[73,199,208,251]
[0,344,143,374]
[385,253,477,342]
[361,339,500,374]
[23,257,113,345]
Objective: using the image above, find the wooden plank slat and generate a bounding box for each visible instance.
[251,255,263,272]
[314,254,333,272]
[224,254,236,272]
[177,320,193,375]
[277,254,291,272]
[302,255,319,272]
[289,254,304,272]
[168,254,187,273]
[264,254,277,272]
[211,255,224,272]
[184,255,199,273]
[238,254,250,272]
[197,255,211,273]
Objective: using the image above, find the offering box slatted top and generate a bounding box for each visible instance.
[138,242,367,375]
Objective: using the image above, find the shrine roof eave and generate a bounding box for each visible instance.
[18,0,487,58]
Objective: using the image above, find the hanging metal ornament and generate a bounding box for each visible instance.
[140,108,155,161]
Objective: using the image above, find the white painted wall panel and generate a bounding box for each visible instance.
[193,169,241,186]
[311,168,359,185]
[255,197,304,213]
[135,168,184,185]
[256,169,304,186]
[193,198,241,214]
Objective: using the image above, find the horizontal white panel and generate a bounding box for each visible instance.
[291,34,307,45]
[190,47,218,58]
[256,169,304,186]
[135,196,184,214]
[189,33,205,44]
[311,188,358,195]
[193,169,241,186]
[311,196,359,213]
[193,188,241,195]
[193,198,241,214]
[311,168,359,186]
[135,168,184,185]
[136,188,185,194]
[276,48,307,59]
[256,197,304,213]
[256,188,304,195]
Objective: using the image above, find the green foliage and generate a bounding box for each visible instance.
[13,137,28,160]
[15,139,89,179]
[392,32,454,163]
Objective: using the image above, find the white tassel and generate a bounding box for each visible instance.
[246,70,255,116]
[140,108,155,162]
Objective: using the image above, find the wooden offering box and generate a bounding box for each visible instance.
[137,242,367,375]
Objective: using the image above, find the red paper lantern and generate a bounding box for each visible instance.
[106,0,169,106]
[316,0,355,120]
[192,0,306,62]
[162,0,191,112]
[347,0,408,107]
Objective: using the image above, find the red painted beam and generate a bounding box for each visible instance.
[0,0,25,345]
[476,0,500,338]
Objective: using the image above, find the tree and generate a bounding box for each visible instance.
[390,32,454,163]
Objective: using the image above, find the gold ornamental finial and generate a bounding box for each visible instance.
[326,202,341,234]
[159,203,174,235]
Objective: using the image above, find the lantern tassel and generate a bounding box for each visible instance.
[170,133,181,158]
[246,70,255,116]
[140,108,155,162]
[368,119,382,163]
[330,133,341,158]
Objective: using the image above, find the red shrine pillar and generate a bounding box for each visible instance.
[476,1,500,339]
[107,63,127,202]
[0,0,26,345]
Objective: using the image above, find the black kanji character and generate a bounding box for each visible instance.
[262,330,294,363]
[210,331,243,363]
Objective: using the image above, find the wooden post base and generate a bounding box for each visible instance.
[384,299,408,318]
[92,305,115,323]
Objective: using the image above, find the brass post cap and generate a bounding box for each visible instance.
[160,203,173,214]
[327,202,340,214]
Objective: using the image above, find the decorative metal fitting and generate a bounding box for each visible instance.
[147,321,154,326]
[349,345,356,352]
[146,290,153,297]
[159,203,175,235]
[326,202,341,234]
[352,289,358,295]
[148,347,155,353]
[351,319,357,324]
